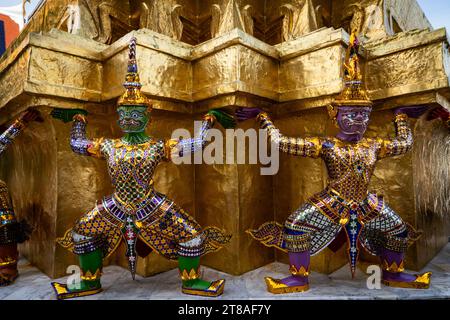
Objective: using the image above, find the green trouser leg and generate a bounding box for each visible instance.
[178,256,212,290]
[68,249,103,292]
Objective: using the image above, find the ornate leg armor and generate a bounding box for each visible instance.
[0,187,18,287]
[360,205,432,289]
[0,116,36,286]
[178,235,225,297]
[264,224,311,294]
[51,232,104,300]
[248,203,340,294]
[0,180,31,286]
[0,244,18,286]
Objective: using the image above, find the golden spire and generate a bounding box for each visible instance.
[117,37,151,109]
[332,32,372,107]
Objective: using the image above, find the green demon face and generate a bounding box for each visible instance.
[117,105,149,133]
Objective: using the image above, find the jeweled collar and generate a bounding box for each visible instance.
[330,137,374,148]
[114,137,155,149]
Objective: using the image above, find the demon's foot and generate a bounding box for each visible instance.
[265,276,309,294]
[0,269,18,287]
[51,281,102,300]
[181,278,225,297]
[382,271,432,289]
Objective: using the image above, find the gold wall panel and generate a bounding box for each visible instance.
[193,46,238,100]
[0,49,30,112]
[367,43,448,100]
[2,28,449,115]
[235,161,275,273]
[237,46,279,100]
[192,119,274,275]
[194,161,241,274]
[279,45,344,101]
[365,29,450,101]
[138,49,192,101]
[195,169,275,273]
[103,44,192,102]
[28,47,103,101]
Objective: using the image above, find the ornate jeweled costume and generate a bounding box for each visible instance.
[251,112,419,274]
[0,113,36,286]
[50,38,232,299]
[245,32,431,293]
[58,119,228,269]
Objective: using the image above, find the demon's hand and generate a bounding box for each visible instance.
[235,107,263,122]
[207,108,236,129]
[51,108,88,123]
[19,108,43,124]
[394,106,429,119]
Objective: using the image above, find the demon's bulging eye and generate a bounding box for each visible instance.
[130,111,142,119]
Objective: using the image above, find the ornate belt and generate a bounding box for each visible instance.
[101,190,166,223]
[308,188,384,226]
[100,190,167,279]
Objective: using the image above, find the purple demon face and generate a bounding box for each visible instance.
[336,106,372,141]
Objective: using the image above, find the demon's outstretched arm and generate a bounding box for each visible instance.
[0,109,41,156]
[258,111,322,158]
[51,108,105,158]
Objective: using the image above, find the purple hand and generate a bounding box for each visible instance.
[394,106,429,119]
[235,107,263,122]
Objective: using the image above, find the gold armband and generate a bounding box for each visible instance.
[257,111,269,121]
[394,113,408,122]
[14,118,26,130]
[164,138,179,161]
[73,114,87,123]
[203,113,216,124]
[87,137,104,158]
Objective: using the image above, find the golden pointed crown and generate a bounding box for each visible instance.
[332,32,372,108]
[117,37,151,109]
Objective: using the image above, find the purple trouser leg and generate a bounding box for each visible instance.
[380,248,417,282]
[280,251,310,287]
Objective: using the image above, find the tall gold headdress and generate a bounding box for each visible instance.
[117,37,152,109]
[328,32,372,122]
